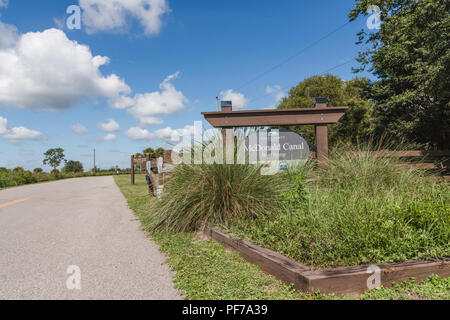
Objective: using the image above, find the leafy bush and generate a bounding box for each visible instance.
[12,167,37,185]
[63,160,84,173]
[150,163,290,232]
[50,169,62,180]
[0,170,14,188]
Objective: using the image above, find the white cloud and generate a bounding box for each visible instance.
[139,116,164,126]
[155,125,195,142]
[219,89,249,109]
[79,0,170,36]
[0,0,8,8]
[0,116,43,141]
[0,23,187,124]
[103,133,117,141]
[71,123,89,134]
[266,85,285,103]
[127,72,187,125]
[125,127,155,141]
[98,118,121,132]
[3,127,43,140]
[110,95,134,110]
[0,27,130,111]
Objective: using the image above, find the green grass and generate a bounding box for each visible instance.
[360,275,450,300]
[114,174,310,300]
[223,148,450,268]
[114,174,450,300]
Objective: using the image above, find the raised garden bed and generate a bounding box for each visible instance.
[204,226,450,297]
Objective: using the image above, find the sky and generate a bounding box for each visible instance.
[0,0,373,171]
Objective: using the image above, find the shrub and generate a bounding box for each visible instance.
[50,169,62,180]
[11,167,37,185]
[63,160,83,173]
[0,170,14,188]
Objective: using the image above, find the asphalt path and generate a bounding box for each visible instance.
[0,177,180,300]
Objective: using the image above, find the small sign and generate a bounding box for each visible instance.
[156,186,164,200]
[157,157,163,173]
[245,129,310,162]
[162,163,176,173]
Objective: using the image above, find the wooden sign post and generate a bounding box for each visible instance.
[145,153,156,196]
[130,150,176,197]
[202,98,347,163]
[131,154,135,185]
[131,154,149,185]
[314,98,330,163]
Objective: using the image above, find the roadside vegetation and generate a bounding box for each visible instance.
[225,146,449,268]
[0,166,130,189]
[149,143,449,269]
[114,175,450,300]
[0,147,130,189]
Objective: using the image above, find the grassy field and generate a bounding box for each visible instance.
[114,174,450,300]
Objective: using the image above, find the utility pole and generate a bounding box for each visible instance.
[94,149,96,173]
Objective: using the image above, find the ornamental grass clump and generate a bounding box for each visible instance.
[150,162,290,232]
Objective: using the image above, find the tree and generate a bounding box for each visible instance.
[349,0,450,149]
[277,75,374,145]
[43,148,66,170]
[33,168,43,174]
[142,147,165,159]
[13,167,25,174]
[63,160,84,173]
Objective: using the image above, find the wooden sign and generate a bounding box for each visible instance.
[131,150,176,186]
[202,98,347,163]
[245,129,310,162]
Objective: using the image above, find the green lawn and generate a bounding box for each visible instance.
[114,174,450,300]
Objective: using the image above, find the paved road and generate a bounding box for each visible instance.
[0,177,180,300]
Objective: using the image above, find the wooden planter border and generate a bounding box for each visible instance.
[204,226,450,297]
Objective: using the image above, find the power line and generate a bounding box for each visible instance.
[249,58,354,105]
[234,21,352,92]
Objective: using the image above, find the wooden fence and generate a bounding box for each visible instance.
[309,149,449,180]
